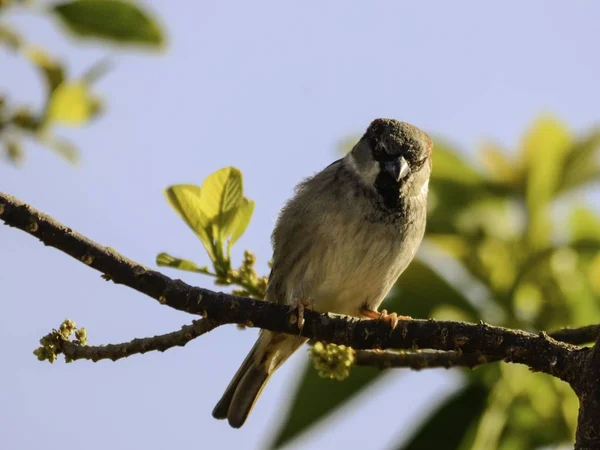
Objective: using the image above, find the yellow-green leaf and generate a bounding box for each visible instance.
[24,46,65,93]
[52,0,164,47]
[588,253,600,295]
[431,140,482,185]
[164,185,215,260]
[480,141,520,187]
[228,197,254,249]
[521,115,572,206]
[568,207,600,242]
[521,115,572,248]
[156,253,209,274]
[47,82,98,126]
[521,115,572,167]
[385,259,480,320]
[269,359,385,449]
[199,167,244,245]
[0,24,21,50]
[164,169,251,263]
[399,381,490,450]
[559,129,600,194]
[4,139,24,165]
[39,134,80,163]
[428,234,471,259]
[81,58,113,85]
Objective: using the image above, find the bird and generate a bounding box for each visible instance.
[212,118,433,428]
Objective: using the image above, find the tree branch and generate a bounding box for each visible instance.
[0,192,590,387]
[575,328,600,449]
[353,325,600,371]
[354,349,490,370]
[5,191,600,444]
[40,319,221,363]
[37,325,593,373]
[549,325,600,346]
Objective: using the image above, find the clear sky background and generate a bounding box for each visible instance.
[2,1,600,449]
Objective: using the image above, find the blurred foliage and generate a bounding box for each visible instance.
[53,0,164,46]
[0,0,164,165]
[401,381,490,450]
[160,115,600,449]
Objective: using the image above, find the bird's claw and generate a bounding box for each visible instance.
[360,307,411,331]
[289,297,315,331]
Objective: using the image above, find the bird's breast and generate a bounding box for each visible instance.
[308,209,425,317]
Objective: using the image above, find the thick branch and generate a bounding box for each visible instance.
[575,328,600,449]
[0,192,589,386]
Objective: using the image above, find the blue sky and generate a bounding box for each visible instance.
[1,1,599,449]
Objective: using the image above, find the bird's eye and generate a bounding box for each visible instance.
[411,157,428,170]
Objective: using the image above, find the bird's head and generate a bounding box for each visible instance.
[344,118,433,205]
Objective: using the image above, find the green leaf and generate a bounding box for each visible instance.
[559,129,600,194]
[156,252,209,274]
[268,358,385,449]
[479,141,521,189]
[469,379,511,450]
[0,24,22,50]
[398,381,489,450]
[81,58,114,85]
[46,81,100,126]
[4,139,24,165]
[52,0,164,47]
[164,185,215,260]
[426,143,512,236]
[491,366,574,449]
[521,115,572,249]
[164,168,252,264]
[427,180,510,236]
[199,167,244,245]
[227,197,255,252]
[568,207,600,242]
[384,259,480,321]
[24,46,65,93]
[39,134,80,163]
[430,140,482,186]
[521,115,572,170]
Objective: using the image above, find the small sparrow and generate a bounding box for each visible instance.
[213,118,433,428]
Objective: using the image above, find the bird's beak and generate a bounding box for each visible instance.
[384,157,410,181]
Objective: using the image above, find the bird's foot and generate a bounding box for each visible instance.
[289,297,315,331]
[360,307,411,330]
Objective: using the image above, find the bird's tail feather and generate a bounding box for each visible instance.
[227,363,270,428]
[212,340,262,421]
[212,330,304,428]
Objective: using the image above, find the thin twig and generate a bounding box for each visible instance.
[549,325,600,346]
[354,349,489,370]
[56,319,220,362]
